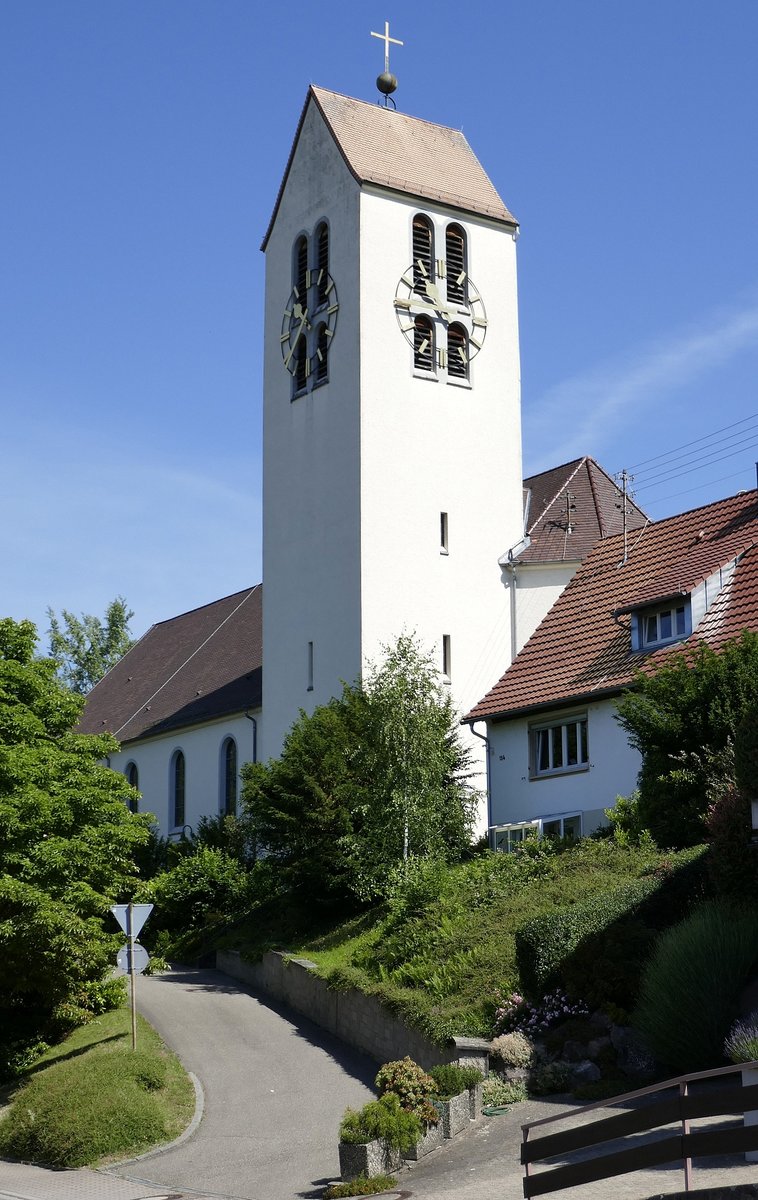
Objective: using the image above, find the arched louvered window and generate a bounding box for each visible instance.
[412,215,434,299]
[447,323,469,379]
[294,334,308,392]
[315,322,329,383]
[125,762,139,814]
[221,738,237,817]
[294,234,308,300]
[171,750,185,828]
[446,224,467,306]
[316,222,329,307]
[414,315,434,372]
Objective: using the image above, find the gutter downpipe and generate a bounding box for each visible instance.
[469,720,493,846]
[244,710,258,763]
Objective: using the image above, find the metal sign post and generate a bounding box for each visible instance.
[110,903,153,1051]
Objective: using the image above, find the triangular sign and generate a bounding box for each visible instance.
[110,903,154,938]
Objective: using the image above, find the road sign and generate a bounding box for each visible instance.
[110,903,153,938]
[116,942,150,975]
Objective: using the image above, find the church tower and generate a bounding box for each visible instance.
[259,85,524,763]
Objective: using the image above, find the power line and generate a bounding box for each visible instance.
[632,420,758,481]
[638,467,751,511]
[634,435,758,493]
[625,412,758,473]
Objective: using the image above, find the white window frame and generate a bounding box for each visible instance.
[637,599,690,650]
[530,713,588,778]
[491,811,583,852]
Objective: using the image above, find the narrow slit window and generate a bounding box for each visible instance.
[412,215,434,299]
[125,762,139,813]
[315,322,329,383]
[447,324,469,379]
[307,641,314,691]
[414,315,434,372]
[294,335,308,392]
[446,224,467,305]
[294,235,308,300]
[316,223,329,307]
[440,511,449,553]
[442,634,451,681]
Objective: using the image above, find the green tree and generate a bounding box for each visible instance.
[615,631,758,848]
[47,595,135,694]
[241,634,476,905]
[0,619,151,1075]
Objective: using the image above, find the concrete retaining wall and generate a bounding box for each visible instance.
[218,949,489,1072]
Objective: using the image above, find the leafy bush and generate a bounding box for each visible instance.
[481,1074,528,1106]
[324,1174,398,1198]
[427,1063,482,1098]
[339,1093,421,1150]
[374,1057,438,1125]
[706,785,758,898]
[490,1031,535,1068]
[528,1061,574,1095]
[633,900,758,1072]
[137,847,252,937]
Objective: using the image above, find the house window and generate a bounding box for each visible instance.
[640,601,689,648]
[414,315,434,372]
[492,822,539,852]
[171,750,185,828]
[412,214,434,298]
[446,224,467,305]
[315,222,329,307]
[440,511,449,554]
[530,715,588,777]
[125,762,139,814]
[447,323,469,379]
[542,813,582,840]
[221,738,237,817]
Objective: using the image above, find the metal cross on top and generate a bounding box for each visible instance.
[370,20,403,73]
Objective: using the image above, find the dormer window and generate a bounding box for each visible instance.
[640,601,689,649]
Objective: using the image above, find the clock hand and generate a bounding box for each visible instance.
[284,315,309,368]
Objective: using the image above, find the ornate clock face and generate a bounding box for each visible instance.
[280,271,339,377]
[393,269,487,367]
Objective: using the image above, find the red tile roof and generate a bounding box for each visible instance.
[519,458,647,564]
[262,86,517,251]
[468,489,758,722]
[79,586,262,745]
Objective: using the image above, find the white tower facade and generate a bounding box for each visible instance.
[260,87,524,767]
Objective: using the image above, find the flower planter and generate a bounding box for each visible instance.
[742,1066,758,1163]
[402,1119,444,1161]
[338,1138,401,1181]
[435,1089,473,1138]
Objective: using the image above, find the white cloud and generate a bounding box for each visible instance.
[523,300,758,474]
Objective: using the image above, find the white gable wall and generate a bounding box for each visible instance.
[486,698,641,836]
[108,713,258,837]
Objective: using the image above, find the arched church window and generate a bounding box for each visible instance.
[171,749,185,828]
[221,737,237,816]
[315,322,329,383]
[446,224,467,306]
[125,762,139,814]
[447,323,468,379]
[294,334,308,392]
[412,215,434,299]
[414,315,434,372]
[316,222,329,308]
[294,234,308,299]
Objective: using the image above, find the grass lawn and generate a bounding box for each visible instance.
[0,1002,195,1168]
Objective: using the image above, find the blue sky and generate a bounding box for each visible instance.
[4,1,758,642]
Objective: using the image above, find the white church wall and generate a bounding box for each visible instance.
[107,713,258,837]
[261,100,364,759]
[357,189,524,738]
[486,698,641,837]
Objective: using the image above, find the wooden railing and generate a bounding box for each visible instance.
[521,1060,758,1196]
